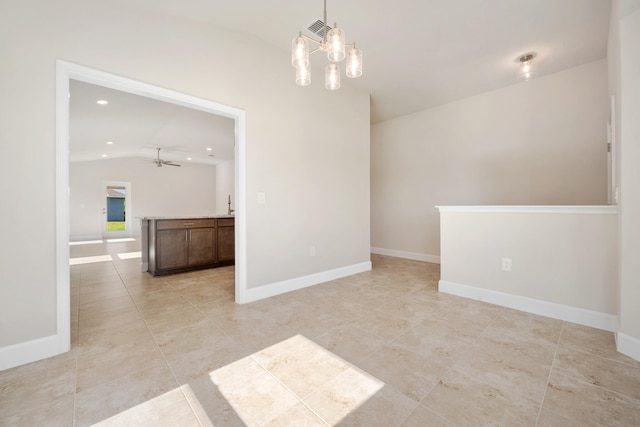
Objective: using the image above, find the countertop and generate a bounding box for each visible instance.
[139,215,235,220]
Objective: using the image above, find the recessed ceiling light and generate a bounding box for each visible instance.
[101,154,108,158]
[206,147,212,151]
[187,157,192,161]
[106,141,114,145]
[96,100,108,105]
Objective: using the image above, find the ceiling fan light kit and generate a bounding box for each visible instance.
[291,0,363,90]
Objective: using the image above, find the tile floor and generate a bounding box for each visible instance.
[1,238,640,426]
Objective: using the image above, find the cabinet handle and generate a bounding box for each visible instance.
[189,230,192,241]
[185,230,188,241]
[183,222,195,226]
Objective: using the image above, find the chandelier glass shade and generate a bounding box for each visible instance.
[292,0,362,90]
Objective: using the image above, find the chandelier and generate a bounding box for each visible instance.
[291,0,363,90]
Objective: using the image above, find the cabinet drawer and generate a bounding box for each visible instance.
[217,218,235,227]
[156,219,217,230]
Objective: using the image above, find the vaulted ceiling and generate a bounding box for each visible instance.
[72,0,612,164]
[109,0,612,123]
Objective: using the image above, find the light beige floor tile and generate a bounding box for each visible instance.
[196,297,252,320]
[175,281,234,305]
[78,286,130,305]
[392,324,475,368]
[0,353,76,419]
[8,252,640,426]
[262,402,328,427]
[78,280,126,295]
[351,308,415,341]
[77,294,137,317]
[0,389,74,427]
[154,320,230,361]
[252,335,351,399]
[421,368,539,426]
[210,308,299,354]
[399,404,456,427]
[208,357,300,426]
[74,360,178,427]
[559,323,640,368]
[78,317,154,355]
[490,308,563,345]
[262,304,347,339]
[76,346,165,392]
[92,388,200,427]
[306,372,417,427]
[542,371,640,426]
[536,408,578,427]
[133,292,194,318]
[423,307,489,336]
[378,298,441,324]
[77,305,142,334]
[553,345,640,400]
[181,374,247,427]
[165,336,249,384]
[357,344,446,402]
[144,306,209,336]
[451,332,555,403]
[313,324,390,365]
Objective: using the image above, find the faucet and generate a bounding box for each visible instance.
[227,194,235,215]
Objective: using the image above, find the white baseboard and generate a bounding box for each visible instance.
[0,334,68,371]
[617,333,640,361]
[371,247,440,264]
[244,261,372,304]
[438,280,617,332]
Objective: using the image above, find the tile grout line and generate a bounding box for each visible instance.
[533,320,565,426]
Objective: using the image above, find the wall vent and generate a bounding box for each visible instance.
[306,19,332,39]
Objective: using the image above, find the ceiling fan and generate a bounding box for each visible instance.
[153,147,181,167]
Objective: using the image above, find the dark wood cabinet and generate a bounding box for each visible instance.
[216,218,235,262]
[147,217,234,276]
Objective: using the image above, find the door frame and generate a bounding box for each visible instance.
[103,180,132,238]
[56,60,248,352]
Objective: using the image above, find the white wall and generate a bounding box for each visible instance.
[70,158,216,240]
[371,60,609,260]
[609,0,640,359]
[0,0,370,357]
[215,161,235,216]
[439,206,618,330]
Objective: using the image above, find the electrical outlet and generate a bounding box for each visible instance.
[310,245,316,257]
[501,257,512,272]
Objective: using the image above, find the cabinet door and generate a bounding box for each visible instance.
[157,229,188,270]
[217,225,235,262]
[188,227,216,266]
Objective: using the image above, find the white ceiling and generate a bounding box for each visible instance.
[71,0,612,163]
[70,80,235,165]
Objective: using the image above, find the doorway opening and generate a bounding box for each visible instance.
[103,181,131,237]
[56,60,248,355]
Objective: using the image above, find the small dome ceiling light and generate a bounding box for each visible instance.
[518,52,536,81]
[96,99,108,105]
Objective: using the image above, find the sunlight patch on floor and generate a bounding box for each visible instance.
[116,252,141,259]
[69,255,113,265]
[69,240,103,246]
[210,334,383,426]
[90,335,384,426]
